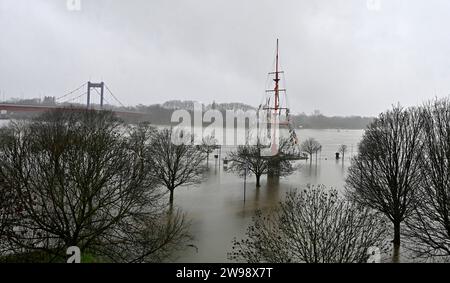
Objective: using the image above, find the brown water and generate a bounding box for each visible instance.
[173,129,364,262]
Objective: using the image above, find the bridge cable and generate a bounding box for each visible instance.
[61,92,87,104]
[104,84,125,108]
[56,82,87,101]
[102,96,111,106]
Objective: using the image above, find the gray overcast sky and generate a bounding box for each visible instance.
[0,0,449,116]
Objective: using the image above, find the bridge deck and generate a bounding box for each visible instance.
[0,104,145,117]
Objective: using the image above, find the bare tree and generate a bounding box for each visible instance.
[229,185,387,263]
[405,98,450,261]
[197,135,219,167]
[228,141,267,188]
[0,128,18,257]
[346,106,424,261]
[148,128,206,205]
[315,144,322,164]
[338,144,348,163]
[301,138,321,164]
[227,138,295,187]
[0,110,190,262]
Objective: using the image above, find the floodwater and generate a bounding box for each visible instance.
[173,129,364,262]
[0,119,366,262]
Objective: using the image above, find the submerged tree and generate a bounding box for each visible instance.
[0,110,190,262]
[148,128,206,205]
[346,106,424,261]
[229,185,387,263]
[197,135,219,167]
[301,138,321,164]
[338,144,348,163]
[227,141,267,188]
[227,138,295,187]
[405,98,450,260]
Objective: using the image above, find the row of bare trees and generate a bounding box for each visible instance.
[0,109,206,262]
[346,98,450,262]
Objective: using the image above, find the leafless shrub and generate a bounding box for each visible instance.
[229,185,387,263]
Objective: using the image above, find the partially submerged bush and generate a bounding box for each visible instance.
[229,185,388,263]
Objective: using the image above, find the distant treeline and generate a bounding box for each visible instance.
[2,98,373,129]
[293,114,373,130]
[133,101,373,129]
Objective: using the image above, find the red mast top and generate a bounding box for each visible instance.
[263,39,286,113]
[274,38,280,112]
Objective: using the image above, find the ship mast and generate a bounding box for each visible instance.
[258,39,300,157]
[274,39,280,112]
[264,39,286,114]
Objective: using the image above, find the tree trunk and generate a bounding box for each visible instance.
[169,189,174,204]
[393,221,401,263]
[256,174,261,187]
[393,221,401,247]
[206,153,209,166]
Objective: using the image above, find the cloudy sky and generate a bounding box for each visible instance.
[0,0,449,116]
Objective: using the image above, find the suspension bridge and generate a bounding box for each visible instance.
[0,81,145,119]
